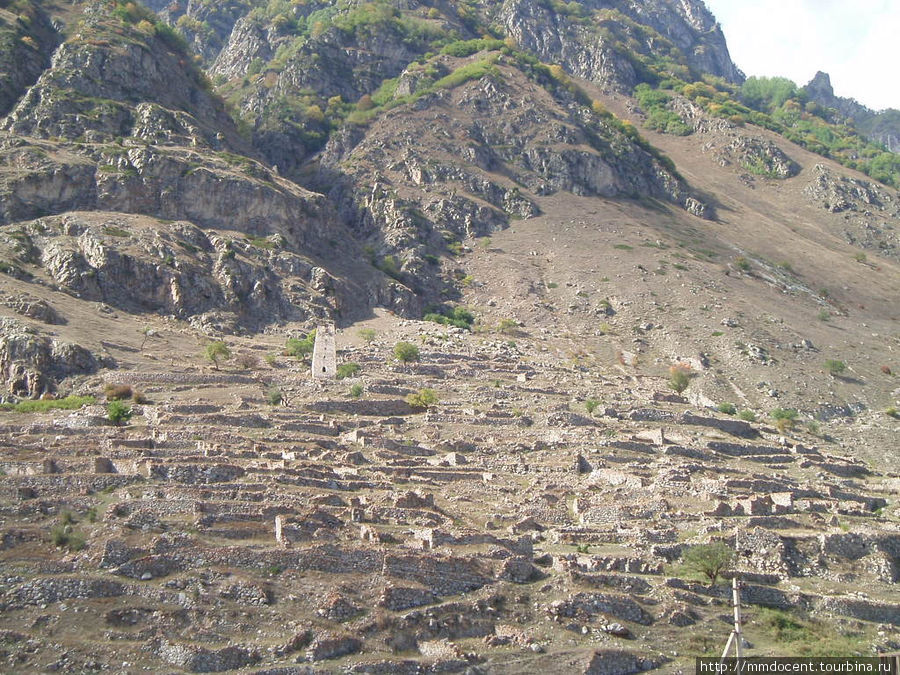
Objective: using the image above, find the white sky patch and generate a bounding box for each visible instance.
[701,0,900,111]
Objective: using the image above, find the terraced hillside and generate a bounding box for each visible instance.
[0,0,898,672]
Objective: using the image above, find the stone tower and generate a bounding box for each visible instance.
[311,324,336,379]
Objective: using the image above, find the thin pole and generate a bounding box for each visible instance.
[721,574,744,665]
[732,575,743,659]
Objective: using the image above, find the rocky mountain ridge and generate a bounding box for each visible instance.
[805,71,900,153]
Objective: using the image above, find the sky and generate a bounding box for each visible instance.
[702,0,900,111]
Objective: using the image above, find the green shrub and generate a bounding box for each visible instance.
[336,362,361,379]
[104,383,132,400]
[205,341,230,370]
[393,341,420,363]
[717,402,736,415]
[349,383,363,398]
[424,305,475,330]
[885,407,898,419]
[734,256,751,272]
[50,524,85,552]
[265,387,283,406]
[771,407,798,433]
[498,318,519,334]
[824,359,846,377]
[738,409,757,422]
[358,328,377,342]
[107,400,132,426]
[681,542,734,587]
[406,388,438,409]
[668,364,693,394]
[585,399,600,414]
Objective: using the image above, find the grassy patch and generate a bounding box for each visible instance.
[0,395,96,412]
[754,608,868,656]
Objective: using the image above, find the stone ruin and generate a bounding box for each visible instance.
[0,337,898,673]
[311,324,336,379]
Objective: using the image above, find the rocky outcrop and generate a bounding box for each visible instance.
[805,164,896,214]
[804,164,900,259]
[1,10,239,150]
[210,16,274,80]
[0,292,64,324]
[497,0,742,91]
[0,318,98,397]
[1,213,340,329]
[0,2,60,119]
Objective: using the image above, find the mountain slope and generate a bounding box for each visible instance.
[0,0,899,671]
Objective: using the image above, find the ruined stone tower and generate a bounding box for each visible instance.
[311,324,336,379]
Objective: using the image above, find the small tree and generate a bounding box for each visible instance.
[771,407,798,434]
[824,359,846,377]
[668,364,693,394]
[406,388,438,409]
[285,331,316,359]
[682,542,734,587]
[393,341,420,363]
[205,341,230,370]
[108,400,132,426]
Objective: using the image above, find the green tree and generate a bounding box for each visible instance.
[205,341,230,370]
[740,76,801,112]
[285,331,316,359]
[393,341,420,363]
[107,400,132,426]
[406,388,438,409]
[682,542,734,587]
